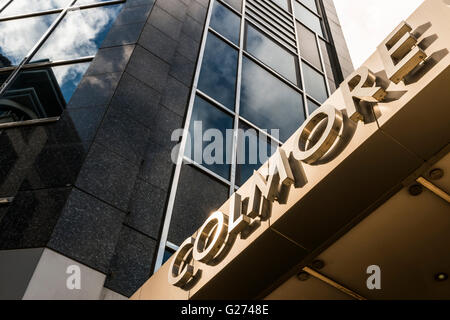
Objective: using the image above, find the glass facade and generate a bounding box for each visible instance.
[0,0,124,124]
[161,0,342,257]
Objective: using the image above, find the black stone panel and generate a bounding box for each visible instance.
[160,76,190,116]
[75,142,139,212]
[48,188,125,274]
[18,142,86,191]
[139,140,175,192]
[168,51,196,87]
[138,24,178,63]
[148,6,184,41]
[125,178,166,239]
[110,72,161,128]
[0,187,71,250]
[148,104,184,148]
[104,225,156,297]
[126,46,170,93]
[85,45,135,77]
[95,106,151,165]
[168,164,229,245]
[67,72,123,109]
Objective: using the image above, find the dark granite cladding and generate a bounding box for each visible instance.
[125,178,166,239]
[168,164,230,246]
[0,0,208,297]
[0,187,71,250]
[48,188,126,274]
[104,225,157,297]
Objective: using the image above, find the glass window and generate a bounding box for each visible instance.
[186,96,234,180]
[74,0,115,4]
[197,32,238,110]
[31,5,123,62]
[298,0,318,14]
[51,62,90,102]
[302,61,328,103]
[236,122,278,186]
[0,62,90,122]
[271,0,289,11]
[0,0,71,17]
[319,39,336,83]
[169,164,229,245]
[293,1,323,37]
[162,248,175,264]
[297,22,321,70]
[0,14,58,66]
[222,0,242,12]
[210,0,240,45]
[240,57,305,142]
[245,23,298,85]
[307,98,320,114]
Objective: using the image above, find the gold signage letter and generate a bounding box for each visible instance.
[168,237,196,287]
[377,21,427,84]
[292,105,344,164]
[193,211,229,263]
[341,66,387,122]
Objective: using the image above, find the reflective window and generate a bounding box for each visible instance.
[162,248,175,264]
[222,0,242,12]
[307,98,320,114]
[240,57,305,142]
[302,61,328,103]
[319,39,335,82]
[186,96,233,180]
[169,164,230,245]
[210,0,240,45]
[236,122,278,186]
[298,0,318,14]
[197,32,238,110]
[0,62,90,122]
[51,62,90,102]
[32,5,123,62]
[297,22,321,70]
[245,23,298,85]
[74,0,117,4]
[0,14,58,66]
[0,0,70,17]
[293,1,323,37]
[271,0,289,11]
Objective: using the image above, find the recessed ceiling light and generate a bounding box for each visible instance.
[434,273,448,282]
[297,271,310,281]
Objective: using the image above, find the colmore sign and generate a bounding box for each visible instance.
[168,21,429,289]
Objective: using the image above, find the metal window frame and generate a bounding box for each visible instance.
[0,0,125,128]
[153,0,342,272]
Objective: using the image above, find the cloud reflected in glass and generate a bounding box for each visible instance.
[0,0,70,17]
[0,14,57,65]
[32,5,123,62]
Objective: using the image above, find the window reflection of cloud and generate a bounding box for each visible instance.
[0,14,56,65]
[210,2,240,45]
[240,57,303,141]
[51,62,89,101]
[32,6,122,62]
[246,25,297,84]
[0,0,70,17]
[198,34,238,110]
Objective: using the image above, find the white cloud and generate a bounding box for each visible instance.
[333,0,424,67]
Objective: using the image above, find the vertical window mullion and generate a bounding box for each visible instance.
[229,0,247,196]
[316,32,331,97]
[290,0,308,118]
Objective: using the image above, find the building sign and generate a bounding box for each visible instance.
[168,20,431,289]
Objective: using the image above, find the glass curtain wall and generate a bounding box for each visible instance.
[0,0,124,124]
[158,0,342,266]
